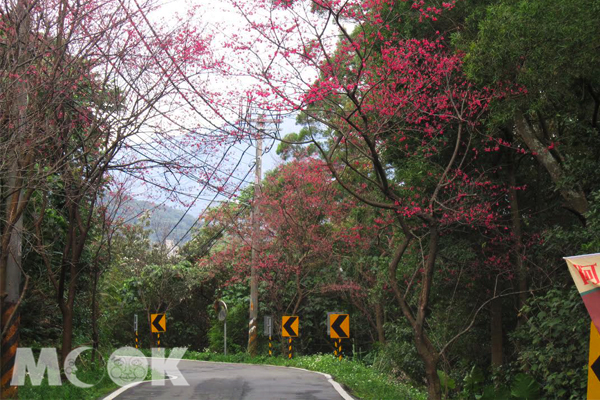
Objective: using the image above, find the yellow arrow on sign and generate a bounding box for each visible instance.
[330,314,350,339]
[151,313,166,333]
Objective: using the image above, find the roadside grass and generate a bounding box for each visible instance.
[150,349,426,400]
[18,353,156,400]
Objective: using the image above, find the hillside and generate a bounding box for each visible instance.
[117,199,198,244]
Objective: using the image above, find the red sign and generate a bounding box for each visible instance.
[565,254,600,333]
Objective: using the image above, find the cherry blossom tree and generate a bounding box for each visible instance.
[0,0,222,391]
[222,0,508,396]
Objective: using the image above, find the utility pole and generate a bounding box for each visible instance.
[247,111,280,356]
[248,116,263,356]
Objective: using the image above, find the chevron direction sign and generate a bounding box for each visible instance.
[329,314,349,339]
[151,313,166,333]
[282,316,299,337]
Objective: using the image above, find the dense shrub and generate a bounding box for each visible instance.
[509,286,588,399]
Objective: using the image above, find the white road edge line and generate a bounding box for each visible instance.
[102,356,354,400]
[286,366,354,400]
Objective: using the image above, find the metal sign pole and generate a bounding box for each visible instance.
[217,300,228,356]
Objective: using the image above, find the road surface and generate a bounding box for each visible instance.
[105,358,352,400]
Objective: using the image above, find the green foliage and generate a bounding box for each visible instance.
[509,287,588,399]
[374,321,425,383]
[121,261,201,312]
[208,297,249,354]
[276,130,318,160]
[581,190,600,252]
[461,0,600,109]
[509,373,541,400]
[462,365,485,396]
[461,368,541,400]
[476,385,511,400]
[437,369,456,391]
[100,219,216,350]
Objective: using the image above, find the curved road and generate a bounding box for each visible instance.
[105,359,352,400]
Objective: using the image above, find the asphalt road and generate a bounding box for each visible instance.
[106,358,351,400]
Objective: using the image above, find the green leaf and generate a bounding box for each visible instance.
[511,373,541,399]
[437,370,456,390]
[479,385,511,400]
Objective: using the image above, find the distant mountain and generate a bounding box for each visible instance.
[116,198,198,244]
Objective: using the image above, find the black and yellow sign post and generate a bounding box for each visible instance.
[264,316,273,356]
[329,314,350,361]
[282,316,299,359]
[151,313,166,349]
[589,322,600,399]
[134,314,139,349]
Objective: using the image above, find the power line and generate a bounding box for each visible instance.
[163,139,254,244]
[170,164,255,250]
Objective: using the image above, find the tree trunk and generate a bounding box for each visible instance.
[515,111,588,222]
[425,369,442,399]
[387,223,443,399]
[375,302,385,344]
[491,297,503,368]
[60,305,74,366]
[508,157,527,317]
[422,350,442,400]
[58,223,81,363]
[417,225,442,400]
[91,267,100,363]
